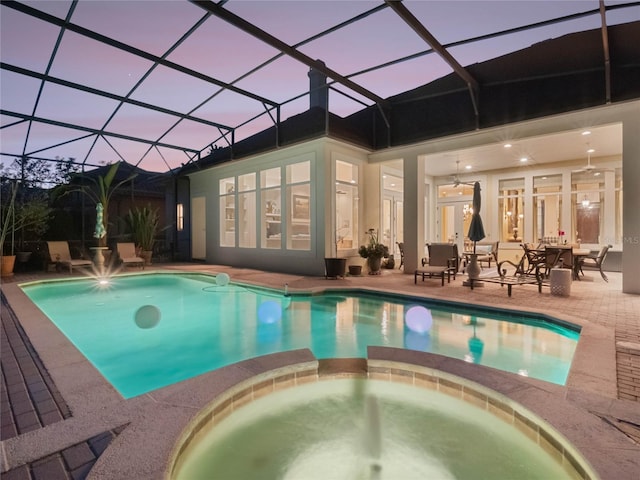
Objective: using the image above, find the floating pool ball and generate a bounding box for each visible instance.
[258,300,282,324]
[216,273,230,286]
[405,306,433,333]
[134,305,161,329]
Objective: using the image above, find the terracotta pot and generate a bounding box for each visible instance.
[1,255,16,277]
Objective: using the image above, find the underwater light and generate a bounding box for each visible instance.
[405,306,433,333]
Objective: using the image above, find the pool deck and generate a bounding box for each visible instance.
[1,263,639,479]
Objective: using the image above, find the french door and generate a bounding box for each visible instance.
[437,201,473,253]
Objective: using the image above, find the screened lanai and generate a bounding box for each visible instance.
[2,0,638,176]
[1,0,640,292]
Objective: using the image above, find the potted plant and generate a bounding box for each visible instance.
[358,229,389,275]
[126,205,163,265]
[324,227,350,279]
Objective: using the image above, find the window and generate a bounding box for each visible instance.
[261,167,282,249]
[533,175,561,243]
[286,161,311,250]
[572,171,604,245]
[238,173,256,248]
[335,160,359,254]
[219,177,235,246]
[498,178,524,242]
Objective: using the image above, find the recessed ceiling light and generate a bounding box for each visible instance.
[503,143,512,148]
[465,165,472,170]
[594,172,601,176]
[582,130,591,136]
[520,157,528,162]
[587,148,595,153]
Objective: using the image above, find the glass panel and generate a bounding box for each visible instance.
[220,177,235,194]
[238,191,256,248]
[286,161,310,184]
[382,199,392,248]
[336,183,358,252]
[572,173,604,245]
[533,175,562,243]
[287,184,310,250]
[336,160,358,184]
[382,174,402,193]
[262,188,282,249]
[238,173,256,192]
[438,183,473,198]
[574,194,602,244]
[395,200,404,252]
[260,167,281,188]
[499,178,524,243]
[440,205,455,243]
[220,193,235,246]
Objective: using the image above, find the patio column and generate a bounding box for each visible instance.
[623,112,640,294]
[403,154,425,273]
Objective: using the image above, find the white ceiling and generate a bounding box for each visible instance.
[420,123,622,178]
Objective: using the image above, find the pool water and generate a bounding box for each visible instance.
[21,273,579,398]
[172,378,575,480]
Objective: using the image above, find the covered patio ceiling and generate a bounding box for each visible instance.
[1,0,638,176]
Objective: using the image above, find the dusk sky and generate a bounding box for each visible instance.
[1,0,638,173]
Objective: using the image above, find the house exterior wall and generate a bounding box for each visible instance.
[186,139,374,276]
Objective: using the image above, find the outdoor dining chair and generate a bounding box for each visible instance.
[578,244,612,282]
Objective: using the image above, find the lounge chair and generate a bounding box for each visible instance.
[116,242,145,269]
[578,244,612,282]
[414,243,458,286]
[46,241,93,273]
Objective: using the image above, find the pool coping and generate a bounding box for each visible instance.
[1,272,638,479]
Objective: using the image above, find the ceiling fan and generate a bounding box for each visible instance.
[450,161,474,187]
[572,147,613,174]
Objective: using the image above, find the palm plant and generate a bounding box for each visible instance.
[55,162,136,246]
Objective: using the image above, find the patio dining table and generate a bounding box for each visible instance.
[544,245,591,280]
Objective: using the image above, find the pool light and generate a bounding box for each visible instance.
[258,300,282,324]
[405,306,433,333]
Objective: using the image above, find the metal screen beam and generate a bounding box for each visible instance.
[189,0,389,108]
[1,110,199,154]
[385,0,479,122]
[599,0,611,104]
[3,1,278,108]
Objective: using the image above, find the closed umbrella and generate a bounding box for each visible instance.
[467,182,485,253]
[465,182,485,283]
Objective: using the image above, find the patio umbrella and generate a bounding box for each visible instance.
[467,182,485,253]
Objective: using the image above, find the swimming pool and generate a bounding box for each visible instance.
[21,273,579,398]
